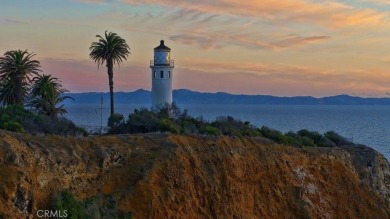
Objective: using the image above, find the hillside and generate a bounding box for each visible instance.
[0,131,389,218]
[64,89,390,105]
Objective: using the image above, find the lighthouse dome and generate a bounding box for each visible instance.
[154,40,171,65]
[154,40,171,51]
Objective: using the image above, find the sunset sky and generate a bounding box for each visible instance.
[1,0,390,97]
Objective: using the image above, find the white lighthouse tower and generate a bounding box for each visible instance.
[150,40,174,108]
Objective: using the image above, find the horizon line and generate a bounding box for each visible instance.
[66,89,390,99]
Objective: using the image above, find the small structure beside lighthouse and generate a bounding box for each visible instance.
[150,40,174,108]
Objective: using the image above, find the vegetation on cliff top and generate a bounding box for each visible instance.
[0,49,86,136]
[51,191,132,219]
[0,105,87,136]
[108,103,353,148]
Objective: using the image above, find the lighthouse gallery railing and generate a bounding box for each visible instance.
[150,60,174,67]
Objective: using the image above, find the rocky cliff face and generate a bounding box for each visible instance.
[0,131,388,218]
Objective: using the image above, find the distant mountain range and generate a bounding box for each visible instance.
[63,89,390,105]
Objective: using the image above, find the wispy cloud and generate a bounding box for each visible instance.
[76,0,117,3]
[169,34,330,51]
[78,0,389,51]
[3,18,30,25]
[272,35,331,48]
[120,0,388,29]
[362,0,390,5]
[109,6,331,51]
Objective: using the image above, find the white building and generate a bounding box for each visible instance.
[150,40,174,108]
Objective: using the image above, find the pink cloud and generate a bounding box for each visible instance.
[40,58,150,93]
[121,0,387,29]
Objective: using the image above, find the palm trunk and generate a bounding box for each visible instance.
[15,75,24,105]
[106,58,114,116]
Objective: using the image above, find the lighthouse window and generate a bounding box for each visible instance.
[160,71,164,78]
[153,71,156,78]
[168,71,171,78]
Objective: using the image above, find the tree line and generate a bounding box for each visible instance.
[0,49,86,135]
[0,31,129,135]
[0,50,73,116]
[108,103,353,148]
[0,31,130,114]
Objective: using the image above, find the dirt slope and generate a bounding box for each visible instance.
[0,131,388,218]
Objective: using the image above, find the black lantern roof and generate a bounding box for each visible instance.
[154,40,171,51]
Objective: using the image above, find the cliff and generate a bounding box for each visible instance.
[0,131,388,218]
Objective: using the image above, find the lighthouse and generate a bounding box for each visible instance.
[150,40,174,108]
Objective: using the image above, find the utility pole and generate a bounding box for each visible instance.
[95,93,105,135]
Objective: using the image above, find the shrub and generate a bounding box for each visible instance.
[127,108,160,133]
[3,121,25,133]
[205,126,220,136]
[241,129,262,137]
[211,116,260,137]
[0,105,33,133]
[107,105,350,149]
[259,126,285,143]
[324,131,352,146]
[51,192,132,219]
[159,118,179,134]
[318,136,336,147]
[180,116,208,135]
[300,136,316,147]
[29,116,88,136]
[0,105,87,136]
[108,113,124,128]
[51,191,85,219]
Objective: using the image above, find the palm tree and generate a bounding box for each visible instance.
[0,50,41,105]
[29,74,74,117]
[89,31,131,116]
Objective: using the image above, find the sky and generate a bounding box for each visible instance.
[1,0,390,97]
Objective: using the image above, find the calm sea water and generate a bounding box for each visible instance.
[65,104,390,161]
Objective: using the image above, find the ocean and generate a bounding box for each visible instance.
[65,104,390,161]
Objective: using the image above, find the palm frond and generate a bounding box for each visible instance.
[29,74,73,117]
[0,50,41,105]
[89,31,131,67]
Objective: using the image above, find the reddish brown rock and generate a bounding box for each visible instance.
[0,131,388,218]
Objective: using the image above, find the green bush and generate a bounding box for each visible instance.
[0,105,87,136]
[51,192,132,219]
[128,108,160,133]
[107,105,352,149]
[324,131,353,146]
[179,116,208,135]
[260,126,285,143]
[51,191,85,219]
[211,116,260,137]
[108,113,124,128]
[0,105,33,133]
[318,136,336,147]
[205,126,220,136]
[3,121,25,133]
[159,118,179,134]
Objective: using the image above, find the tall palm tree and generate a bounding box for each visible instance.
[89,31,130,116]
[29,74,74,117]
[0,50,41,105]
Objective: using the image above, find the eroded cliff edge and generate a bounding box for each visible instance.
[0,131,389,218]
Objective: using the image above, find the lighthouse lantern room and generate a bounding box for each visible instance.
[150,40,174,108]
